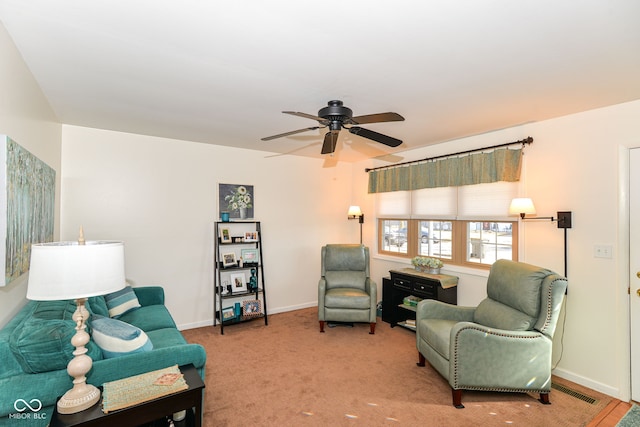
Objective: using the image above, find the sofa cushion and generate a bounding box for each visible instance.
[145,328,189,348]
[118,305,177,332]
[87,296,109,317]
[105,286,141,318]
[91,316,153,358]
[9,300,103,374]
[473,298,536,331]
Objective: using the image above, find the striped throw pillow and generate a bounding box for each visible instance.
[91,315,153,358]
[105,286,141,318]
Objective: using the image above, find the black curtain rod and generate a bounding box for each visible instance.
[364,136,534,173]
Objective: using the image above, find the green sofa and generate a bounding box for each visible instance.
[0,286,206,426]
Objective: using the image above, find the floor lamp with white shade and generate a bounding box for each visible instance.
[26,236,126,414]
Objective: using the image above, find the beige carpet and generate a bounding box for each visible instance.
[182,308,611,426]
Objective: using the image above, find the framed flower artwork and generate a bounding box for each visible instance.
[218,183,254,220]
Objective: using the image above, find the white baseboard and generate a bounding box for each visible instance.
[177,302,318,331]
[552,367,621,399]
[178,319,213,331]
[268,301,317,314]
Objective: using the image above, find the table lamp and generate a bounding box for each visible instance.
[26,232,125,414]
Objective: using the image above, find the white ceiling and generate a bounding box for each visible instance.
[1,1,639,163]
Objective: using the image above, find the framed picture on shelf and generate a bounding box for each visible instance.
[222,252,237,268]
[242,300,262,318]
[220,227,232,243]
[221,306,235,321]
[244,231,258,242]
[241,248,259,264]
[230,273,247,292]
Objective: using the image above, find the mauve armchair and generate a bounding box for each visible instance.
[318,244,377,334]
[416,259,567,408]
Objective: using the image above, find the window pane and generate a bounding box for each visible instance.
[418,221,452,259]
[381,220,408,254]
[467,221,513,265]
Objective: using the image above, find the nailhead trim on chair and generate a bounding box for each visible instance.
[537,278,564,334]
[454,385,549,393]
[451,324,547,391]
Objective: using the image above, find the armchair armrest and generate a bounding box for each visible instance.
[132,286,165,306]
[365,278,377,323]
[318,278,327,320]
[365,278,377,303]
[450,321,552,391]
[416,299,475,322]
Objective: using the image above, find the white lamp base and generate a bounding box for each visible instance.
[57,383,101,414]
[57,298,100,414]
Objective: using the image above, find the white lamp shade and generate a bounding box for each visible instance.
[27,241,126,301]
[509,198,537,216]
[347,205,363,217]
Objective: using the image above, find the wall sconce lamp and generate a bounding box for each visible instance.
[509,198,572,279]
[508,198,572,228]
[347,205,364,244]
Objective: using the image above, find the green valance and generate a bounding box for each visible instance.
[368,148,522,193]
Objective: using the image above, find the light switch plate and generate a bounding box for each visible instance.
[594,245,613,259]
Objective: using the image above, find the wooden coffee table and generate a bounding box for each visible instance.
[50,364,205,427]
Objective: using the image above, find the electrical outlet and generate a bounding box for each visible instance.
[594,245,613,259]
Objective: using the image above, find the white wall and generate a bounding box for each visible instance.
[355,100,640,400]
[60,125,358,329]
[0,23,61,327]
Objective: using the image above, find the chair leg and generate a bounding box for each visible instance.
[417,352,425,367]
[369,323,376,334]
[452,389,464,409]
[539,392,550,405]
[319,321,325,333]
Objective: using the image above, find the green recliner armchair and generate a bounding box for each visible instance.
[416,259,567,408]
[318,244,377,334]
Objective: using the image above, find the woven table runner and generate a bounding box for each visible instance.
[102,365,188,413]
[398,268,459,289]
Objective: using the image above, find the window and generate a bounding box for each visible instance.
[378,219,518,268]
[375,180,520,268]
[372,146,524,268]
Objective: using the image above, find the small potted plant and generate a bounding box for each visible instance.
[411,256,444,274]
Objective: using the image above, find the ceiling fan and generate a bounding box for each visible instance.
[261,100,405,154]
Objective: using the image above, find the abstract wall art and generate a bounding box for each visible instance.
[0,136,55,286]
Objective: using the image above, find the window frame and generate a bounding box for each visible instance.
[377,218,519,269]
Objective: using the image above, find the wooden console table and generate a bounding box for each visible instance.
[382,268,458,330]
[50,364,205,427]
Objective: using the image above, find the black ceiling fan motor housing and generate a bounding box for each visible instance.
[318,100,353,124]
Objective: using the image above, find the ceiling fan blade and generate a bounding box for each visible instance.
[349,126,403,147]
[283,111,327,123]
[351,112,404,125]
[321,131,339,154]
[261,126,322,141]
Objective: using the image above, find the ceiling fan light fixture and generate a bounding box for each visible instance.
[261,100,405,154]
